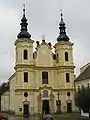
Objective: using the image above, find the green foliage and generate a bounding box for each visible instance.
[0,81,9,95]
[75,87,90,112]
[0,81,9,111]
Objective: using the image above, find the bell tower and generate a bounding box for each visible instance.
[54,11,74,66]
[54,11,75,112]
[14,5,34,91]
[15,5,34,66]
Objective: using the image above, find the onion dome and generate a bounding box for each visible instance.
[17,4,31,39]
[57,11,69,42]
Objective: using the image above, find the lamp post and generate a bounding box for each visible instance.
[56,91,61,113]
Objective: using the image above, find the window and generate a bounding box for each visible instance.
[65,52,69,61]
[24,50,28,59]
[24,92,28,97]
[66,73,70,83]
[56,53,59,63]
[67,92,70,97]
[19,108,22,111]
[42,71,48,84]
[24,72,28,82]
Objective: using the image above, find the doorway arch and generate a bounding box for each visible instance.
[66,100,72,113]
[23,101,30,117]
[42,99,49,114]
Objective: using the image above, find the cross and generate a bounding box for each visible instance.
[60,8,63,20]
[23,4,25,16]
[41,34,46,40]
[60,9,62,14]
[23,4,25,9]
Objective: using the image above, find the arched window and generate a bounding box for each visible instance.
[65,52,69,61]
[56,53,59,63]
[24,50,28,60]
[42,71,48,84]
[67,92,70,97]
[24,72,28,82]
[66,73,70,83]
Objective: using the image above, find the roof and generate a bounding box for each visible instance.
[75,65,90,82]
[8,73,15,81]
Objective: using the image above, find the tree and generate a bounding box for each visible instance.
[0,81,9,112]
[75,87,90,113]
[0,81,9,95]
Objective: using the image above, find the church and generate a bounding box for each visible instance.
[1,6,76,116]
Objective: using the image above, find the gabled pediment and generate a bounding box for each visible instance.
[39,85,53,91]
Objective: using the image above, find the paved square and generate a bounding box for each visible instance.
[54,113,89,120]
[2,113,89,120]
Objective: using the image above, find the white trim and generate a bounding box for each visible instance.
[42,97,50,100]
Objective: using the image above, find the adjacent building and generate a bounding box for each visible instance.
[1,7,76,115]
[75,63,90,92]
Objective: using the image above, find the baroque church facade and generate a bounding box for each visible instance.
[1,7,76,116]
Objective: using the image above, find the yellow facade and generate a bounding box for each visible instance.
[1,8,76,115]
[3,37,75,115]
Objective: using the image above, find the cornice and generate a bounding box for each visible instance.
[14,64,35,70]
[54,41,74,48]
[14,64,75,70]
[14,87,75,92]
[14,38,34,46]
[39,85,53,91]
[35,65,75,70]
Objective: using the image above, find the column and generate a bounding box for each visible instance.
[49,93,54,114]
[38,93,42,114]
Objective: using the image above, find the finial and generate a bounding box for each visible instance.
[41,34,46,42]
[60,9,63,20]
[48,42,51,47]
[41,34,46,40]
[17,4,31,39]
[57,10,70,42]
[36,41,39,46]
[23,4,25,17]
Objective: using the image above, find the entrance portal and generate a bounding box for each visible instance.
[23,104,29,117]
[42,100,49,114]
[67,103,72,113]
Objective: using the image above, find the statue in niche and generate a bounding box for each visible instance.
[43,90,48,98]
